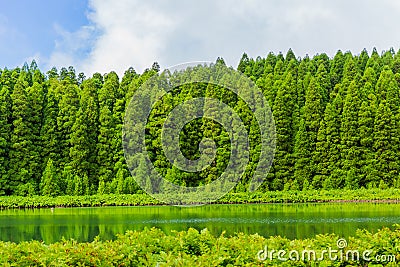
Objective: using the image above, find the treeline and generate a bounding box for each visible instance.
[244,48,400,191]
[0,62,162,196]
[1,48,400,196]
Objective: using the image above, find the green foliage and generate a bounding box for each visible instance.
[1,49,400,196]
[0,85,11,195]
[40,159,59,196]
[73,175,83,196]
[374,101,399,185]
[271,71,297,190]
[293,118,311,187]
[0,226,400,266]
[8,80,38,193]
[0,188,399,209]
[341,79,362,185]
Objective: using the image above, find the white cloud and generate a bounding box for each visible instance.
[44,23,97,71]
[44,0,400,76]
[80,0,175,75]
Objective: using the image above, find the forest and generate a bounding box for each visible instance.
[1,48,400,196]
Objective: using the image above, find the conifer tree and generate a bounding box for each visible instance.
[304,77,324,147]
[315,63,330,104]
[97,105,116,183]
[271,72,297,189]
[73,175,83,196]
[27,82,45,185]
[264,52,277,74]
[329,50,345,89]
[293,118,312,187]
[341,79,362,184]
[365,48,382,75]
[361,67,377,99]
[381,49,394,67]
[341,57,358,91]
[0,85,11,195]
[69,79,99,187]
[373,101,399,185]
[314,116,328,183]
[238,53,251,74]
[41,84,61,169]
[358,99,376,186]
[8,80,36,193]
[57,83,80,169]
[357,49,370,73]
[97,72,120,184]
[63,166,74,195]
[325,96,343,188]
[98,177,106,195]
[256,73,274,107]
[375,67,398,107]
[40,158,59,196]
[296,61,308,109]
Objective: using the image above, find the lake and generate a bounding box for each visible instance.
[1,202,399,243]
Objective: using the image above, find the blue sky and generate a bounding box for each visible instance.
[1,0,400,75]
[0,0,90,68]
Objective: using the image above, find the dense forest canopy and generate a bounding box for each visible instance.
[1,48,400,196]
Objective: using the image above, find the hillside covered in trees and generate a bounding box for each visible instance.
[1,48,400,196]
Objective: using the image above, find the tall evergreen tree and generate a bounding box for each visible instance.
[373,101,399,185]
[361,67,377,99]
[27,82,45,184]
[365,48,382,75]
[315,63,330,104]
[97,106,117,183]
[69,79,99,188]
[8,80,36,193]
[325,95,343,188]
[271,72,297,190]
[356,49,370,73]
[314,116,328,186]
[40,158,59,196]
[304,77,324,147]
[296,61,308,110]
[293,118,312,187]
[0,85,12,195]
[329,50,345,89]
[97,72,120,184]
[340,79,362,187]
[57,83,80,169]
[41,83,61,169]
[375,67,398,107]
[358,99,376,186]
[237,53,251,74]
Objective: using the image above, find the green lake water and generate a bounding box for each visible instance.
[0,203,399,243]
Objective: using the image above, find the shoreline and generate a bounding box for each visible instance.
[0,188,400,209]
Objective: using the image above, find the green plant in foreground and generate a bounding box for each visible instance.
[0,226,399,266]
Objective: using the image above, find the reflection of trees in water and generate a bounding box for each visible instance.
[0,203,399,242]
